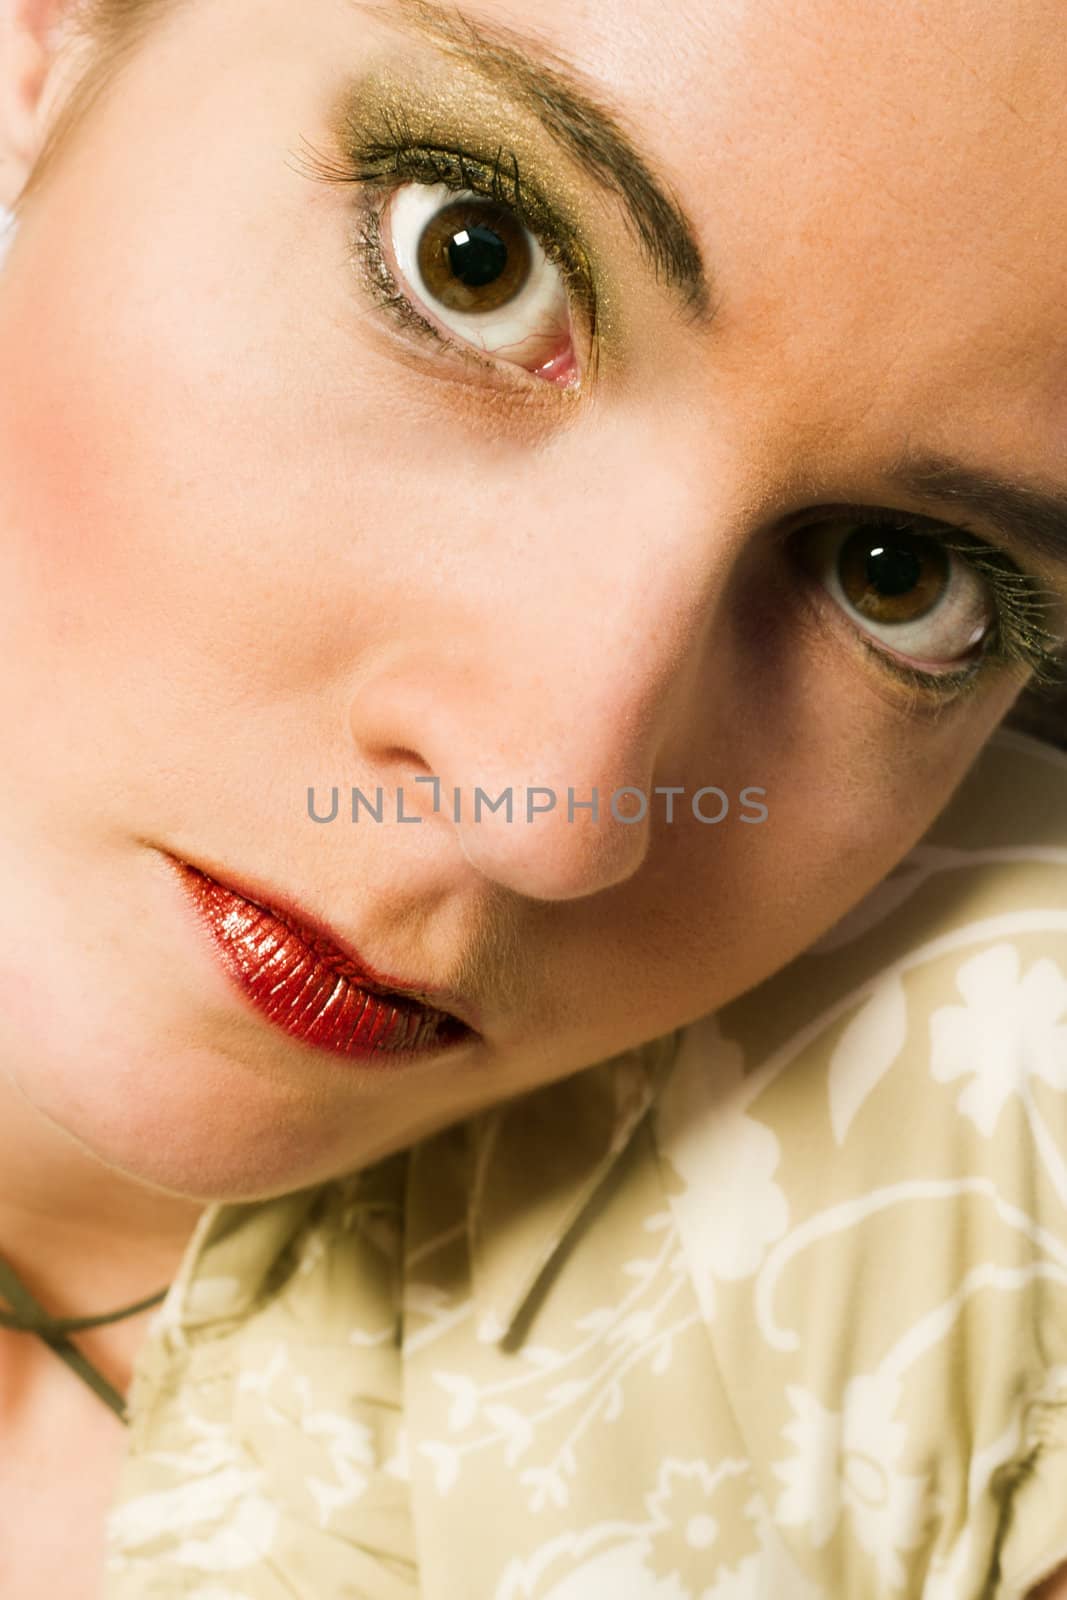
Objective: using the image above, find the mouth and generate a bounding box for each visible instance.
[167,854,478,1061]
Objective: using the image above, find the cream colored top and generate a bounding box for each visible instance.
[102,726,1067,1598]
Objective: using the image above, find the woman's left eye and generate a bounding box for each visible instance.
[366,181,580,385]
[796,514,995,671]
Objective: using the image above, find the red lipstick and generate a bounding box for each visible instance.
[171,857,475,1059]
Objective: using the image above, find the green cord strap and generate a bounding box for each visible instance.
[0,1254,169,1424]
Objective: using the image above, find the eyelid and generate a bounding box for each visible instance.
[298,123,599,385]
[793,555,993,719]
[787,503,1067,706]
[358,176,591,387]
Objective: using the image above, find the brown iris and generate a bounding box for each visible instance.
[416,198,532,314]
[837,524,950,624]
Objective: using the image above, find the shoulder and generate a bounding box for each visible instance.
[650,728,1067,1598]
[108,1158,417,1596]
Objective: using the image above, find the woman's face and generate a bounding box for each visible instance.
[1,0,1065,1200]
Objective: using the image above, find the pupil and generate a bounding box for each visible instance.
[866,541,921,597]
[836,524,949,624]
[448,224,509,288]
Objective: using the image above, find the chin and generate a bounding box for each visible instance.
[20,1028,374,1204]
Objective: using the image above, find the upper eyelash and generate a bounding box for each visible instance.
[793,505,1067,705]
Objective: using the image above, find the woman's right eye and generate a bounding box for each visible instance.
[370,181,580,386]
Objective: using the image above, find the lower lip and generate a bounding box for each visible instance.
[172,859,473,1061]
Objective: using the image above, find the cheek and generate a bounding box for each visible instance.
[0,223,349,661]
[0,184,543,717]
[621,646,1016,1038]
[0,204,443,839]
[0,290,134,641]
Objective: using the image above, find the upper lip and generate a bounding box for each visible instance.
[168,851,481,1033]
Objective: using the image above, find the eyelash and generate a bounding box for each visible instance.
[789,505,1067,707]
[296,129,1066,712]
[297,118,595,377]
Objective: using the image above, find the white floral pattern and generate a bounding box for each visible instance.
[930,942,1067,1136]
[773,1375,928,1590]
[653,1016,789,1323]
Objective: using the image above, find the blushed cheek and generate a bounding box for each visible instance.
[0,215,318,726]
[0,228,284,836]
[0,263,158,668]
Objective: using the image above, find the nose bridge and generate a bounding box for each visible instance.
[350,420,723,901]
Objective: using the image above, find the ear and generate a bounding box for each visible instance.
[0,0,88,207]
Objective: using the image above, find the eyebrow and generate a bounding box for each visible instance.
[348,0,714,325]
[886,452,1067,578]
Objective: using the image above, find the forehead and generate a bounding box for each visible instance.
[535,0,1067,241]
[428,0,1067,454]
[50,0,1067,492]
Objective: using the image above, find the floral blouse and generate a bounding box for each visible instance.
[102,726,1067,1598]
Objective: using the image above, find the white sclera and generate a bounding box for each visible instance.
[386,182,570,367]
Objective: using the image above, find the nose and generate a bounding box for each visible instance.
[346,432,718,902]
[350,655,681,902]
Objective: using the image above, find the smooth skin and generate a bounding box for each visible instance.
[1,0,1067,1593]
